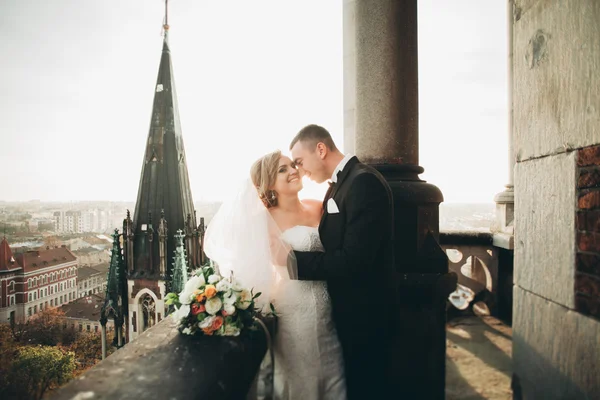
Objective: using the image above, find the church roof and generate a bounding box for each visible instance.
[131,33,196,276]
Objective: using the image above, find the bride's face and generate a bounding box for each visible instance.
[271,156,303,195]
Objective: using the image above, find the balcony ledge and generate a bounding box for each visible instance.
[50,318,267,400]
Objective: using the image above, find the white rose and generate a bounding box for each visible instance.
[178,291,193,305]
[179,275,205,304]
[208,274,221,284]
[172,304,190,321]
[214,326,226,336]
[236,289,253,310]
[223,324,241,337]
[182,327,193,335]
[216,279,231,292]
[205,297,223,315]
[223,304,236,316]
[231,279,244,291]
[184,273,205,291]
[198,315,216,329]
[223,291,238,306]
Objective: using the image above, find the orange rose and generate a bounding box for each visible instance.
[202,327,214,335]
[204,285,217,299]
[212,316,224,331]
[196,293,206,303]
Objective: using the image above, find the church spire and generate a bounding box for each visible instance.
[117,0,206,342]
[128,0,200,279]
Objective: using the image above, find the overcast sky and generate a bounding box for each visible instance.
[0,0,507,203]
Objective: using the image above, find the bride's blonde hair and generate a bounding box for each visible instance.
[250,150,281,209]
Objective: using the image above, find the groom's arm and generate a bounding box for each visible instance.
[294,172,391,281]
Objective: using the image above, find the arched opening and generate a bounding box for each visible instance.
[140,293,156,332]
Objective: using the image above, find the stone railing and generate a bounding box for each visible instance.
[50,318,268,400]
[440,231,506,316]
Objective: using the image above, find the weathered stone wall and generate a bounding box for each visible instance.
[513,1,600,398]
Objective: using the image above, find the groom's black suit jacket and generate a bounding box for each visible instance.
[294,157,396,397]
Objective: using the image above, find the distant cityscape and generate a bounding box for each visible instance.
[0,199,495,243]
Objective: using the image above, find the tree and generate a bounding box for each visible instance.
[0,324,17,396]
[60,326,78,346]
[5,346,76,400]
[0,223,17,235]
[25,308,65,346]
[8,315,29,342]
[69,332,106,368]
[38,221,55,232]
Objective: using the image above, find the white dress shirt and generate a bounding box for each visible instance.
[331,154,354,183]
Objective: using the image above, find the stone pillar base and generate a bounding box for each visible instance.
[374,163,454,400]
[374,164,444,271]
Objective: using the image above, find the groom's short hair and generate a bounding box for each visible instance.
[290,124,338,152]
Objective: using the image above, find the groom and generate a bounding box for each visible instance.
[290,124,396,399]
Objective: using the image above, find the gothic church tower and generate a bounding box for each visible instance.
[119,4,204,341]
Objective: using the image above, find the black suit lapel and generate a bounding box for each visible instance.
[329,156,358,200]
[319,157,359,229]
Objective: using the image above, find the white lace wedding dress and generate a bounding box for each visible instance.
[271,225,347,400]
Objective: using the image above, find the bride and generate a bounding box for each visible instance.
[204,150,347,400]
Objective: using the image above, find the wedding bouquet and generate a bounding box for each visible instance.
[166,265,269,337]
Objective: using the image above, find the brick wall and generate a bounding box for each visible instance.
[576,145,600,319]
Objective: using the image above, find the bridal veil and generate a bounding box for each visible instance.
[203,177,297,311]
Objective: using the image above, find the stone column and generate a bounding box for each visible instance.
[343,0,356,155]
[101,324,107,360]
[355,0,418,166]
[117,323,123,347]
[346,1,454,398]
[351,0,445,267]
[492,0,515,250]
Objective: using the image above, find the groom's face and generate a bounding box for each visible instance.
[291,141,328,184]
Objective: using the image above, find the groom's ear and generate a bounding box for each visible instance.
[316,142,328,159]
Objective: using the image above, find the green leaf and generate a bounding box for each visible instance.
[253,292,262,299]
[197,313,207,322]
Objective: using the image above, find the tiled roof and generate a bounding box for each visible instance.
[84,236,112,245]
[73,247,103,255]
[15,246,77,273]
[60,293,106,321]
[92,262,110,274]
[77,262,109,281]
[77,266,102,281]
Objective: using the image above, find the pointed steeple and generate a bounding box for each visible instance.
[171,229,188,294]
[101,229,128,349]
[130,6,197,278]
[0,237,19,272]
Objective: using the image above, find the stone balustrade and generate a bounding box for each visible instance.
[440,231,513,321]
